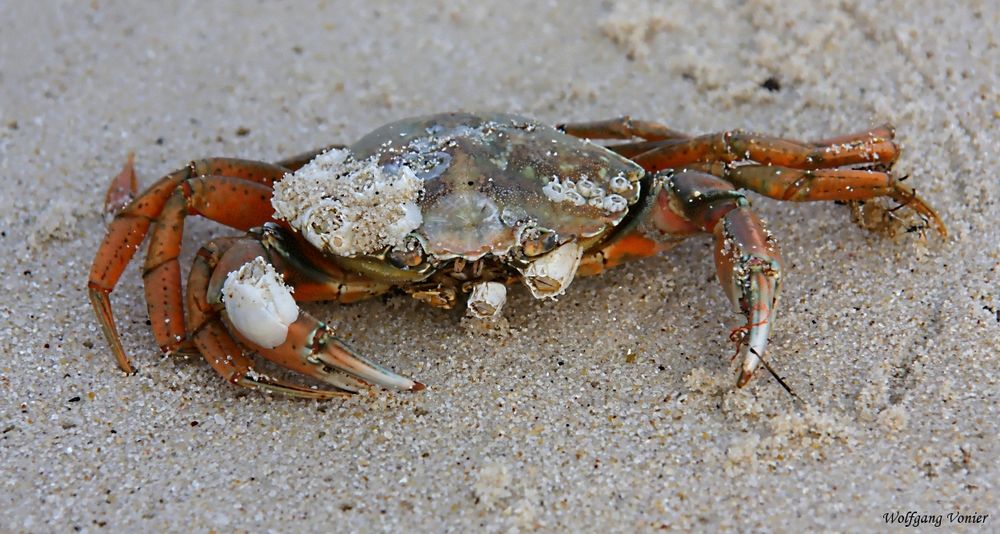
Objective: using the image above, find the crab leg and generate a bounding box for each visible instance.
[144,176,277,353]
[251,314,423,391]
[809,124,897,147]
[251,230,419,390]
[577,232,674,277]
[557,116,689,141]
[632,125,898,171]
[88,157,290,372]
[691,162,946,236]
[641,170,784,387]
[192,316,351,400]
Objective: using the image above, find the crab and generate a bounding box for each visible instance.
[88,112,945,399]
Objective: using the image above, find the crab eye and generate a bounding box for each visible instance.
[387,237,425,268]
[522,229,559,257]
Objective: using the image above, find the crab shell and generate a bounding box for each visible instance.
[344,112,644,267]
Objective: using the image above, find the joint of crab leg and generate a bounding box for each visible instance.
[103,152,138,220]
[889,182,948,237]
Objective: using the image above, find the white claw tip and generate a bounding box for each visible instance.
[222,257,298,349]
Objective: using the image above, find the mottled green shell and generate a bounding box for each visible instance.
[350,112,645,260]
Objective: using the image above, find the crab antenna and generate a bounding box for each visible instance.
[749,347,800,402]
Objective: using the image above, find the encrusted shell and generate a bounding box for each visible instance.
[348,112,645,260]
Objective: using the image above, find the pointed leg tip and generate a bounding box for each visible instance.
[105,341,137,377]
[235,375,353,400]
[934,220,949,239]
[410,381,426,392]
[103,153,139,217]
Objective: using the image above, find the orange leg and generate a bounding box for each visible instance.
[143,176,276,354]
[88,157,289,373]
[603,123,942,387]
[186,237,354,398]
[632,125,898,172]
[640,170,784,387]
[103,152,139,217]
[810,123,896,146]
[690,162,947,236]
[250,223,394,303]
[557,116,689,141]
[193,318,350,400]
[578,232,676,277]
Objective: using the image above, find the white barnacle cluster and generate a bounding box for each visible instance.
[542,176,586,207]
[271,148,424,257]
[222,257,298,349]
[541,174,629,214]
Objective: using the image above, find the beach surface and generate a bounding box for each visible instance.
[1,1,997,531]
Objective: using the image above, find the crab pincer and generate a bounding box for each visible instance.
[249,313,425,392]
[214,249,423,394]
[713,208,782,387]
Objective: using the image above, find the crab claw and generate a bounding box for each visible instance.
[219,256,423,392]
[248,313,424,392]
[713,208,783,387]
[734,269,780,387]
[307,321,425,391]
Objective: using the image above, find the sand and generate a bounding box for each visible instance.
[1,0,997,532]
